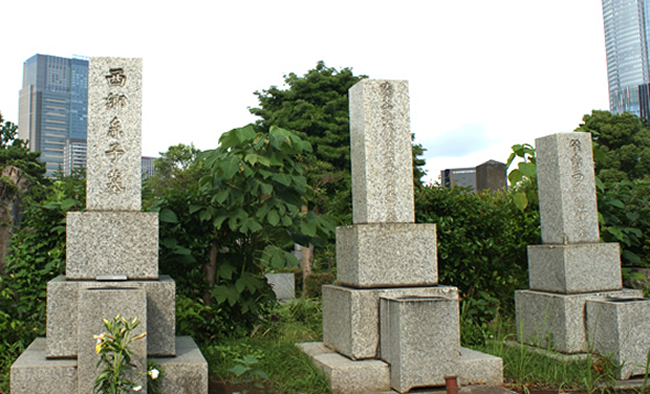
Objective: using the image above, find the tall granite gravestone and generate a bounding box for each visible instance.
[298,80,503,393]
[11,58,208,393]
[515,132,650,378]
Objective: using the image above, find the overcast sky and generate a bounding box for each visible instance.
[0,1,609,183]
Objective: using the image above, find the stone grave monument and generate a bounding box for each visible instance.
[515,132,650,379]
[299,79,503,393]
[11,57,208,393]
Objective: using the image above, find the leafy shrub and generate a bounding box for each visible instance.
[415,185,540,322]
[0,176,85,389]
[304,272,336,298]
[597,179,650,267]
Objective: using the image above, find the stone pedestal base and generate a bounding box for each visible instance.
[380,296,460,392]
[336,223,437,288]
[322,284,458,360]
[66,211,159,280]
[47,275,176,357]
[586,297,650,379]
[527,243,622,293]
[515,288,642,353]
[10,337,208,394]
[297,342,502,394]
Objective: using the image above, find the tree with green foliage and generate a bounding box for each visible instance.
[250,61,428,224]
[154,125,333,337]
[576,110,650,182]
[0,173,85,389]
[144,143,205,198]
[0,112,47,274]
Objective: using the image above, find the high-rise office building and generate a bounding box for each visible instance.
[602,0,650,117]
[18,54,88,176]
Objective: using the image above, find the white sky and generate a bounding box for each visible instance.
[0,1,609,183]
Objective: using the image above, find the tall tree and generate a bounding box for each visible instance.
[250,61,427,224]
[0,112,47,274]
[576,110,650,182]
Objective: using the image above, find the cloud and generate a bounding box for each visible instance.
[423,124,498,159]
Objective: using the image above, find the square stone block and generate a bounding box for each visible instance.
[586,297,650,379]
[336,223,437,288]
[528,243,622,294]
[152,336,208,394]
[296,342,390,394]
[535,132,600,244]
[78,287,147,394]
[349,79,415,225]
[10,338,77,394]
[379,296,460,392]
[515,288,642,353]
[322,284,458,360]
[47,275,176,358]
[66,211,159,280]
[265,273,295,300]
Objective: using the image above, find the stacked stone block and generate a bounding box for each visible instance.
[515,132,647,372]
[312,79,502,393]
[11,57,207,393]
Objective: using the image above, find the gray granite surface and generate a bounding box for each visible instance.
[87,57,143,211]
[10,338,77,394]
[586,297,650,379]
[349,79,414,224]
[322,285,458,360]
[336,223,437,288]
[515,288,642,353]
[527,243,622,293]
[47,275,176,357]
[379,296,460,392]
[78,287,147,394]
[265,272,295,300]
[152,336,209,394]
[66,211,159,280]
[535,132,600,244]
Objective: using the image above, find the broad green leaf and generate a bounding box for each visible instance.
[217,263,237,280]
[606,199,625,209]
[159,208,178,223]
[213,188,229,205]
[300,221,317,237]
[267,209,280,226]
[508,169,523,185]
[236,124,257,143]
[622,250,642,264]
[518,162,537,178]
[273,173,292,186]
[219,156,239,179]
[260,182,273,195]
[199,209,212,222]
[513,192,528,212]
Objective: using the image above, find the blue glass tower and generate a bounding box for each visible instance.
[602,0,650,117]
[18,54,88,176]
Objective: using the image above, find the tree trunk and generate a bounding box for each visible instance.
[203,240,218,306]
[0,166,30,275]
[300,205,313,294]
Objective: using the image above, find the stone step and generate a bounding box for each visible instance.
[298,342,503,394]
[11,336,207,394]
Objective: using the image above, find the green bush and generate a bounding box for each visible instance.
[415,185,540,323]
[597,179,650,267]
[304,272,336,298]
[0,176,85,390]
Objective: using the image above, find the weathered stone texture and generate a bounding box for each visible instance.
[336,223,437,288]
[349,79,414,224]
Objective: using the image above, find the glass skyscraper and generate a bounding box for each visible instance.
[18,54,88,176]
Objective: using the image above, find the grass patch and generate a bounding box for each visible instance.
[201,298,330,393]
